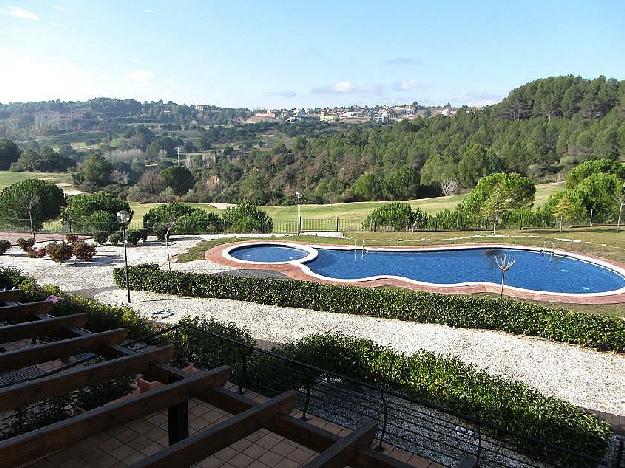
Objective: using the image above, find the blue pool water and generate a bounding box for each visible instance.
[229,244,310,263]
[229,244,625,294]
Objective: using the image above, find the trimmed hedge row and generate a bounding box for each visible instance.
[278,334,610,461]
[0,267,611,463]
[113,264,625,353]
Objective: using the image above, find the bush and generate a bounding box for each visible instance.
[46,242,73,263]
[27,246,47,258]
[17,237,35,252]
[126,229,144,246]
[0,240,10,255]
[279,333,609,459]
[108,232,121,245]
[221,201,273,233]
[363,202,426,231]
[93,231,109,244]
[114,265,625,354]
[65,234,79,244]
[72,240,97,261]
[62,192,130,238]
[144,202,224,238]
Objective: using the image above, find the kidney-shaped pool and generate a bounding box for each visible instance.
[225,243,625,296]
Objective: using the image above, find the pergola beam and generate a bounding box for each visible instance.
[0,289,23,302]
[0,313,88,344]
[304,421,377,468]
[0,301,53,322]
[133,390,297,468]
[0,328,128,372]
[0,345,174,412]
[0,366,231,467]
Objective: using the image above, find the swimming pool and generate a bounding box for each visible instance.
[225,242,625,296]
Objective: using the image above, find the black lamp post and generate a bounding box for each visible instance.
[117,210,131,303]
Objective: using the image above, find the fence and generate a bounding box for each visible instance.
[138,323,624,468]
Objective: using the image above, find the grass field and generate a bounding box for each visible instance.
[129,182,561,224]
[0,171,76,192]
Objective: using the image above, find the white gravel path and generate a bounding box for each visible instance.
[1,235,624,418]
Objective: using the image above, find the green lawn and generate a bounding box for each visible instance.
[129,182,561,225]
[0,171,76,192]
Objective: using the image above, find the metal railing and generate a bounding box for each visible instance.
[141,323,624,468]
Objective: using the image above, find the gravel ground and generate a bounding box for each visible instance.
[1,234,624,418]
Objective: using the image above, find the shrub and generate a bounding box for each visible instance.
[108,232,121,245]
[144,202,224,238]
[65,234,79,244]
[114,265,625,354]
[17,237,35,252]
[72,240,97,261]
[92,231,109,245]
[46,242,73,263]
[126,229,144,246]
[221,201,273,233]
[0,240,10,255]
[62,192,130,238]
[279,333,610,459]
[27,246,47,258]
[363,202,415,231]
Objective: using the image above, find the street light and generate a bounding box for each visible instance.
[295,191,302,235]
[117,210,131,303]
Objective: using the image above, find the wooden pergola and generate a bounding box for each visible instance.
[0,289,419,468]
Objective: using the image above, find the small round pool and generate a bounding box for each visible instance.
[228,244,311,263]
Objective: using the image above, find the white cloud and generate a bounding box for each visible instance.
[145,9,155,14]
[266,90,296,98]
[312,80,361,95]
[126,69,154,83]
[0,5,40,21]
[393,79,427,91]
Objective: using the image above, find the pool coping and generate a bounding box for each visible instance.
[205,240,625,304]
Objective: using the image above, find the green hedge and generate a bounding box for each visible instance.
[113,264,625,353]
[0,267,611,463]
[278,334,610,461]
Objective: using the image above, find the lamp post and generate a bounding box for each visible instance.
[296,191,302,235]
[117,210,131,303]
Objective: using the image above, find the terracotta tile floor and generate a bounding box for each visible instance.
[28,384,441,467]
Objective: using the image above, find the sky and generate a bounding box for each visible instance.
[0,0,624,108]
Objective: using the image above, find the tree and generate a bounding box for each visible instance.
[457,144,505,188]
[239,168,270,204]
[73,153,113,188]
[63,192,130,237]
[160,166,195,195]
[565,158,625,189]
[573,172,622,222]
[221,201,273,233]
[0,179,66,238]
[551,191,586,231]
[352,172,385,201]
[383,167,420,200]
[10,146,74,172]
[0,139,20,170]
[463,172,536,216]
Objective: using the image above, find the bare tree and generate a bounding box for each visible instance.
[440,179,460,196]
[495,254,516,298]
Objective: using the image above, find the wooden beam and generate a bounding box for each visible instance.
[0,366,231,467]
[0,328,128,372]
[0,313,88,344]
[0,289,23,302]
[0,301,53,322]
[0,345,174,412]
[133,390,297,468]
[304,421,377,468]
[200,387,414,468]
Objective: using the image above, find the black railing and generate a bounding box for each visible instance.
[137,323,624,468]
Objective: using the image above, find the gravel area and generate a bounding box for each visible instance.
[1,235,624,418]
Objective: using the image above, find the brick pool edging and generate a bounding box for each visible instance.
[205,240,625,305]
